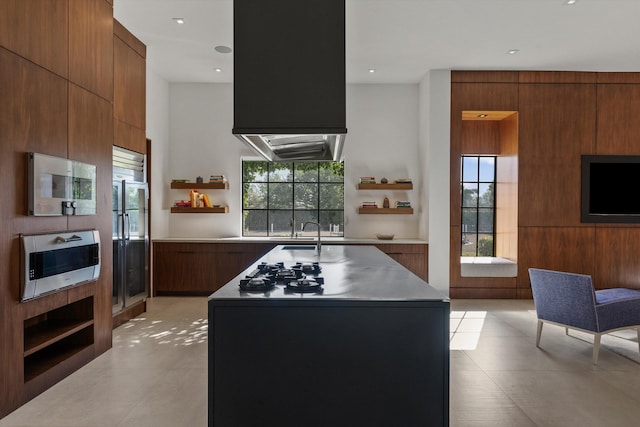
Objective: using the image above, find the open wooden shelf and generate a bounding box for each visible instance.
[171,206,229,214]
[24,319,94,357]
[358,207,414,214]
[171,182,228,190]
[357,183,413,190]
[24,336,94,383]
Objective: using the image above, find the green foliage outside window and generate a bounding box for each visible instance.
[242,161,344,236]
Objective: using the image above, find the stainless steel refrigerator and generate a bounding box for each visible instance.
[113,147,149,314]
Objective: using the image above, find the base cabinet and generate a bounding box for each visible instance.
[153,243,275,296]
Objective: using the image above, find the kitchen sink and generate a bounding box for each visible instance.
[281,245,317,250]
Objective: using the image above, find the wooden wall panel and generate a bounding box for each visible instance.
[0,49,68,417]
[461,121,500,154]
[114,35,146,130]
[451,71,518,83]
[518,83,596,227]
[519,71,596,84]
[596,73,640,84]
[68,84,114,353]
[517,227,596,290]
[114,119,147,154]
[69,0,114,101]
[596,84,640,154]
[114,19,146,58]
[0,0,68,77]
[593,228,640,290]
[496,114,518,261]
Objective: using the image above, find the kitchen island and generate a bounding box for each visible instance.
[208,245,449,426]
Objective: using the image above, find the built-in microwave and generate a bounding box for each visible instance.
[27,152,97,216]
[20,229,100,301]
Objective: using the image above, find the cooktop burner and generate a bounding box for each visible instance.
[285,276,325,293]
[239,261,324,293]
[239,275,275,292]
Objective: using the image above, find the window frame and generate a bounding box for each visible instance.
[241,160,344,237]
[460,155,496,257]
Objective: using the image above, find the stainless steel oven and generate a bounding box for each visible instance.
[20,229,100,301]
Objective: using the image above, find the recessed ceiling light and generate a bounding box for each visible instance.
[214,45,232,54]
[172,18,185,24]
[477,114,488,118]
[214,68,222,73]
[565,0,577,5]
[507,49,519,55]
[368,69,376,73]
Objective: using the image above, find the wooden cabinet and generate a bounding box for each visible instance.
[69,0,113,101]
[153,242,427,295]
[170,182,230,213]
[113,19,146,153]
[153,242,275,296]
[374,243,428,281]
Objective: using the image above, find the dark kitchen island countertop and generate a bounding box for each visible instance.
[210,244,446,302]
[208,245,450,427]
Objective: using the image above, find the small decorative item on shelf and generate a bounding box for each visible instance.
[359,176,376,184]
[382,196,390,208]
[380,177,388,184]
[361,201,378,208]
[172,179,188,183]
[174,200,191,207]
[394,178,412,184]
[210,174,226,183]
[189,189,213,208]
[196,176,204,183]
[395,200,412,208]
[376,233,395,240]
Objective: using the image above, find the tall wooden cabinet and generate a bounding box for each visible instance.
[0,0,145,418]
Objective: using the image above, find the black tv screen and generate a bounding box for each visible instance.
[582,155,640,223]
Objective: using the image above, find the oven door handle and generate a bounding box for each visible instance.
[55,235,82,243]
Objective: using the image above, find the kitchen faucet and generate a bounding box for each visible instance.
[302,221,321,253]
[289,217,295,238]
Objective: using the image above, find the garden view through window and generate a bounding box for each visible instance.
[242,160,344,237]
[461,156,496,257]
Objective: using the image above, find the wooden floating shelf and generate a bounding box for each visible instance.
[170,182,229,190]
[357,183,413,190]
[171,206,229,214]
[358,207,414,215]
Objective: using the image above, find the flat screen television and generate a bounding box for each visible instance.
[581,155,640,223]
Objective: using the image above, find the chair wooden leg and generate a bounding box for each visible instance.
[593,333,601,364]
[536,320,543,347]
[637,328,640,354]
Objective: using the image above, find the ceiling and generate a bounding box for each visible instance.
[113,0,640,84]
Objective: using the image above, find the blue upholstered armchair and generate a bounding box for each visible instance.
[528,268,640,364]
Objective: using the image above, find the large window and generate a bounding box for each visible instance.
[461,156,496,257]
[242,161,344,237]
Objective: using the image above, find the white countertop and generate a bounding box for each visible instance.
[152,236,428,244]
[210,245,445,302]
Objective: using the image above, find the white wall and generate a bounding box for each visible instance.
[421,70,451,295]
[167,83,255,237]
[344,84,420,238]
[146,67,170,239]
[165,83,423,239]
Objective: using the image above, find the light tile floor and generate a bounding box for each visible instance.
[1,297,640,426]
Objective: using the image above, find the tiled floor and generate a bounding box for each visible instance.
[1,297,640,426]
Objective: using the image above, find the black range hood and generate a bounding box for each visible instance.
[233,0,347,162]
